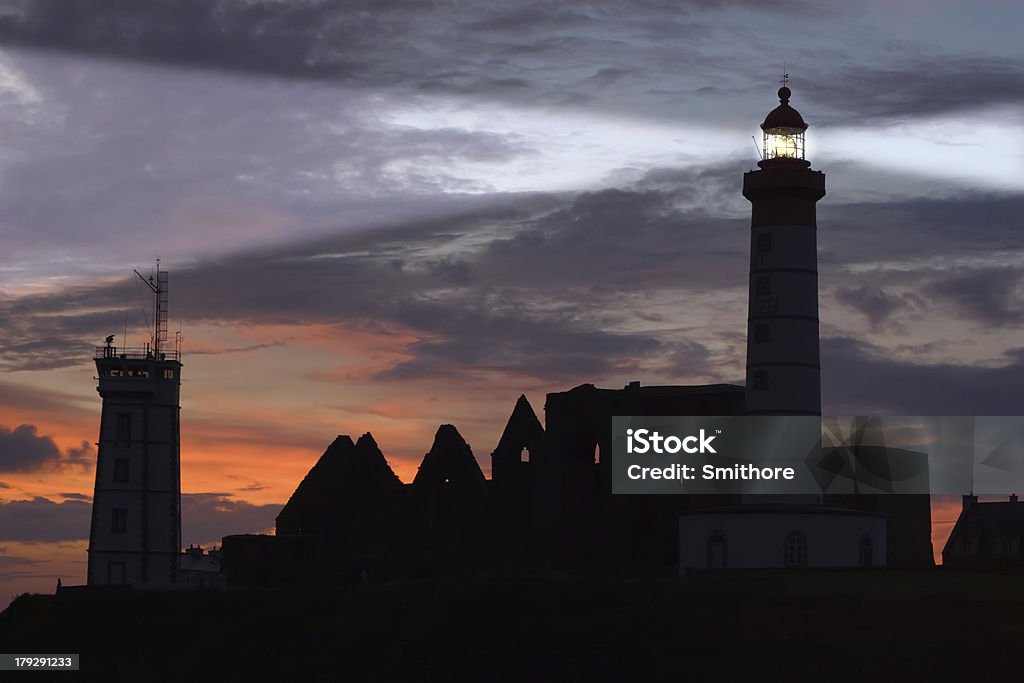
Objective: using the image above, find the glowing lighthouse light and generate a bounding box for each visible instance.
[761,86,807,162]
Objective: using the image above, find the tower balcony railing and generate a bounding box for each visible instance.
[95,346,181,362]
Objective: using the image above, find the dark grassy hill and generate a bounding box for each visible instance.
[1,571,1021,681]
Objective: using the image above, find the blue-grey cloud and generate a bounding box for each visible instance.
[0,1,814,83]
[923,268,1024,328]
[834,285,923,329]
[822,337,1024,415]
[1,0,1015,132]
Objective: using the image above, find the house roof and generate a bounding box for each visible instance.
[943,498,1024,555]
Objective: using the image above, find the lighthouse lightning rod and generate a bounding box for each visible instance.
[133,262,164,355]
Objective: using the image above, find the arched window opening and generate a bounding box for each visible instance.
[784,531,807,567]
[520,447,530,463]
[707,530,727,570]
[858,535,873,567]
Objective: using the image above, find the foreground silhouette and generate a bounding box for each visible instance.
[3,571,1023,680]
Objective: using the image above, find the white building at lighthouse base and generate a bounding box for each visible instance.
[678,504,886,572]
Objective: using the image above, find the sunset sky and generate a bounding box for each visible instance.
[1,0,1023,605]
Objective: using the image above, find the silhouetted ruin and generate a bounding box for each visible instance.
[221,382,933,586]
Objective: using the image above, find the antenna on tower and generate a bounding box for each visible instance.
[780,64,789,87]
[134,260,169,357]
[752,135,763,161]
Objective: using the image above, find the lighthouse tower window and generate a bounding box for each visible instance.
[752,371,769,391]
[111,508,128,534]
[113,458,130,483]
[116,413,132,447]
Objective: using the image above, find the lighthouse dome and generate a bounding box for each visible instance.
[761,86,808,132]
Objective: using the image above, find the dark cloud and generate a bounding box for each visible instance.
[0,424,93,473]
[834,285,922,329]
[0,0,918,135]
[658,340,714,379]
[0,496,90,542]
[0,0,814,84]
[180,493,279,546]
[463,7,595,34]
[59,492,91,501]
[0,0,380,80]
[810,59,1024,125]
[923,268,1024,327]
[187,341,289,357]
[822,337,1024,415]
[0,555,36,569]
[376,309,663,381]
[0,555,43,585]
[818,194,1024,263]
[0,493,280,545]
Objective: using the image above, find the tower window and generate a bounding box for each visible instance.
[756,233,773,252]
[116,413,132,446]
[111,508,128,534]
[113,458,130,483]
[755,276,771,296]
[756,297,778,314]
[784,531,807,567]
[521,447,530,463]
[107,561,126,584]
[163,369,175,380]
[752,371,769,391]
[754,324,770,344]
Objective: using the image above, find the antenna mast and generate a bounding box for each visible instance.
[134,260,169,357]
